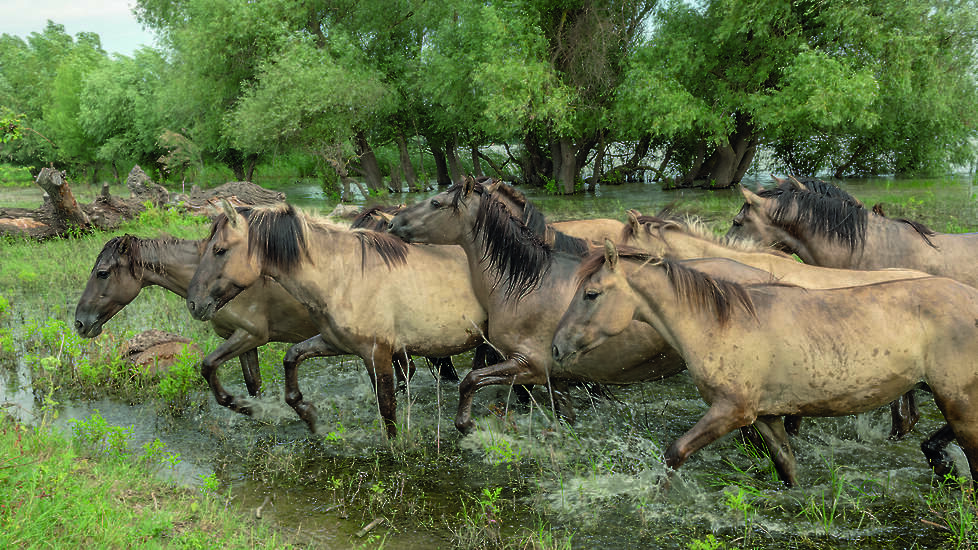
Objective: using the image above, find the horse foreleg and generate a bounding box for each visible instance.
[200,329,266,415]
[664,400,753,472]
[751,416,798,486]
[284,335,341,434]
[455,356,543,434]
[888,390,920,440]
[239,348,262,397]
[363,346,397,438]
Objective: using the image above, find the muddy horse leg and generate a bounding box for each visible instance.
[474,343,532,404]
[200,329,266,415]
[888,390,920,440]
[283,335,341,434]
[456,357,543,434]
[362,345,398,438]
[665,401,752,472]
[921,424,957,479]
[751,416,798,486]
[238,348,262,397]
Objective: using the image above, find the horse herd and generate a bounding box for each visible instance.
[73,175,978,488]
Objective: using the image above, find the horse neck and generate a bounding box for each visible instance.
[136,239,201,298]
[622,263,708,354]
[662,229,736,259]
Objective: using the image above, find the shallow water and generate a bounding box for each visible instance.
[2,173,977,548]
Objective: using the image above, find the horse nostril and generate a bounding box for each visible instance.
[188,301,196,313]
[74,319,83,330]
[387,220,395,231]
[552,344,560,361]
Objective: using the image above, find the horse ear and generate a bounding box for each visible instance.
[483,179,501,193]
[378,211,396,223]
[740,185,763,206]
[221,199,238,228]
[770,174,786,185]
[626,209,641,232]
[462,176,475,196]
[786,176,806,191]
[603,239,619,272]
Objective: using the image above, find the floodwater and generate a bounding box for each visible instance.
[2,173,977,548]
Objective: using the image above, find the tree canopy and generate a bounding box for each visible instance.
[1,1,976,192]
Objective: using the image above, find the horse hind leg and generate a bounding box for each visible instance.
[239,348,262,397]
[363,346,398,438]
[888,390,920,440]
[750,416,798,486]
[921,424,957,480]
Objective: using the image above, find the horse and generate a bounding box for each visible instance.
[386,176,798,438]
[186,202,490,437]
[621,210,935,438]
[73,235,441,413]
[727,183,978,286]
[74,235,317,408]
[551,241,978,486]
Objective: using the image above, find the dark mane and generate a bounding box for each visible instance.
[447,177,586,298]
[97,234,180,278]
[210,205,408,275]
[893,218,938,248]
[577,247,755,326]
[767,188,868,251]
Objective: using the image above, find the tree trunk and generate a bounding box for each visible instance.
[590,136,606,192]
[557,137,577,194]
[430,139,452,186]
[520,130,552,188]
[36,167,91,230]
[395,132,418,190]
[353,130,384,192]
[446,136,463,185]
[388,162,402,192]
[678,115,756,189]
[470,144,484,178]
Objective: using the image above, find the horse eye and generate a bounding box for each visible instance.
[583,289,601,301]
[213,247,227,256]
[431,198,441,208]
[96,270,110,279]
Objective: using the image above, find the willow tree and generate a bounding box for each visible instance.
[616,0,978,187]
[423,0,656,192]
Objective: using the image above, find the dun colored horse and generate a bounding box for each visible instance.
[727,183,978,286]
[387,177,790,438]
[621,211,934,438]
[551,241,978,486]
[186,203,490,437]
[74,235,317,410]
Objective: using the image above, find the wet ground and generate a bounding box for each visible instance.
[2,173,976,548]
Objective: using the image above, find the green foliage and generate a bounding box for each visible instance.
[69,409,135,462]
[0,412,289,548]
[157,347,205,407]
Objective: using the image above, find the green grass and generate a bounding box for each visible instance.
[0,411,293,548]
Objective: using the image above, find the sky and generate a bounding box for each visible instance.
[0,0,158,57]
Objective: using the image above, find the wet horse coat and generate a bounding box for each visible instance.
[551,243,978,485]
[389,177,746,434]
[186,204,489,437]
[74,235,316,409]
[621,211,934,438]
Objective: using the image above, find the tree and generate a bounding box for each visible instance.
[617,0,978,187]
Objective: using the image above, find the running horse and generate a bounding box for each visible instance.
[386,176,782,435]
[552,241,978,486]
[621,211,933,438]
[186,203,490,437]
[73,235,438,412]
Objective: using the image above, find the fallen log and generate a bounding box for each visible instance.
[0,165,289,240]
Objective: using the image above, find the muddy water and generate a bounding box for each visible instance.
[2,173,976,548]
